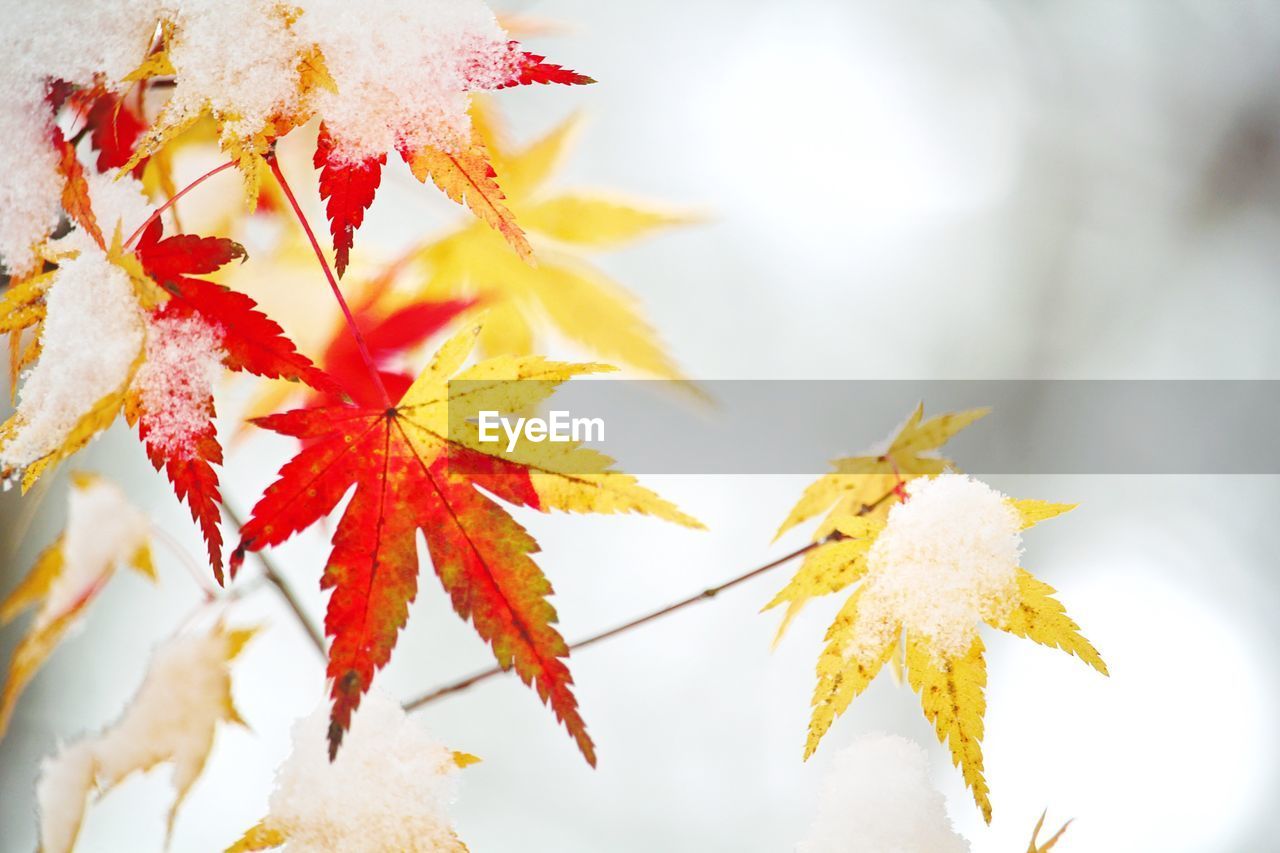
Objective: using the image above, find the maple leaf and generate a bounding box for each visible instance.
[0,236,145,493]
[36,622,255,853]
[50,126,103,250]
[406,99,694,379]
[779,465,1105,823]
[1,268,55,400]
[309,39,591,273]
[226,691,471,852]
[125,220,333,581]
[0,473,154,740]
[497,43,597,88]
[765,405,988,644]
[400,133,534,263]
[231,327,701,761]
[313,122,384,278]
[1027,810,1072,852]
[775,403,990,542]
[69,88,147,172]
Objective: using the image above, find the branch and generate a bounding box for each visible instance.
[402,487,897,711]
[267,154,391,407]
[222,503,327,660]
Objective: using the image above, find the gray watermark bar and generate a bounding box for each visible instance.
[447,380,1280,475]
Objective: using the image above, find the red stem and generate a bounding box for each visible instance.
[123,160,236,249]
[267,155,391,407]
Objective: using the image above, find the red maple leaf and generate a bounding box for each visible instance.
[231,396,593,764]
[70,89,147,173]
[133,221,336,581]
[314,123,385,279]
[311,43,591,273]
[316,298,474,408]
[498,44,597,88]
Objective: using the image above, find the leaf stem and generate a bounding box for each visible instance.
[222,503,327,660]
[402,487,897,712]
[122,160,236,249]
[267,155,392,407]
[148,523,218,600]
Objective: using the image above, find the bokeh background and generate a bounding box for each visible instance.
[4,1,1280,850]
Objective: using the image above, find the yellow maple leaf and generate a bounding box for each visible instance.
[416,326,704,529]
[36,622,255,853]
[1026,810,1073,852]
[402,98,695,379]
[405,136,533,262]
[775,403,989,542]
[765,405,988,653]
[779,453,1105,823]
[1,269,55,401]
[762,514,883,644]
[0,474,155,739]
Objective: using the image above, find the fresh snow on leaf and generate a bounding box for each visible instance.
[76,172,154,250]
[36,623,255,853]
[134,314,225,458]
[850,474,1021,662]
[0,0,157,274]
[0,247,143,469]
[780,421,1107,823]
[227,691,468,852]
[798,734,970,853]
[0,473,154,739]
[295,0,518,162]
[0,0,565,274]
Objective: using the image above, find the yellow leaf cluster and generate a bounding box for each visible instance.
[772,408,1106,823]
[404,99,694,380]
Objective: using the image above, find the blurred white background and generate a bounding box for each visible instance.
[4,1,1280,850]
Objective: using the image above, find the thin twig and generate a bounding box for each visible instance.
[148,523,218,599]
[403,487,898,711]
[267,154,391,406]
[122,160,236,249]
[222,504,327,659]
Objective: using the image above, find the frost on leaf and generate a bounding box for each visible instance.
[227,692,469,853]
[36,623,255,853]
[779,452,1106,823]
[797,734,970,853]
[232,326,701,763]
[0,473,154,739]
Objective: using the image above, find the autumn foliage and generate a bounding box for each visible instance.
[0,3,1105,850]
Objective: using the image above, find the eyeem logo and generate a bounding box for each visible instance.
[476,411,605,453]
